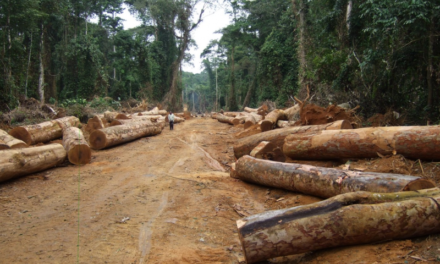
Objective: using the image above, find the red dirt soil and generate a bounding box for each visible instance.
[0,118,439,263]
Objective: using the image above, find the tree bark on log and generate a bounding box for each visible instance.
[283,125,440,160]
[250,141,285,162]
[237,188,440,263]
[0,129,27,150]
[261,109,287,132]
[89,120,163,150]
[62,127,91,165]
[111,116,162,126]
[9,116,80,145]
[276,120,297,128]
[233,155,435,198]
[283,104,300,121]
[87,115,105,131]
[244,114,262,130]
[235,124,262,139]
[234,120,352,159]
[216,114,235,125]
[244,107,258,113]
[104,111,129,122]
[0,144,66,183]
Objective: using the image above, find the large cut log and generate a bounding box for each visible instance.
[62,127,91,165]
[235,124,262,139]
[283,104,300,121]
[260,109,287,132]
[233,155,435,198]
[234,120,352,159]
[284,125,440,160]
[276,120,297,128]
[87,115,105,131]
[244,113,262,130]
[104,111,129,122]
[250,141,285,162]
[237,188,440,263]
[0,144,66,183]
[111,115,162,126]
[244,107,258,113]
[216,114,235,125]
[9,116,80,145]
[89,120,163,150]
[0,129,27,150]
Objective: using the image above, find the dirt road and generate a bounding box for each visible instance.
[0,118,438,263]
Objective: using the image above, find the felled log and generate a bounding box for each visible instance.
[104,111,129,122]
[234,120,352,159]
[235,124,262,139]
[283,104,300,121]
[233,155,435,198]
[9,116,80,145]
[244,113,263,130]
[237,188,440,263]
[89,120,163,150]
[62,127,91,165]
[284,125,440,160]
[244,107,258,113]
[260,109,287,132]
[0,129,27,150]
[87,115,105,131]
[0,144,66,183]
[249,141,285,162]
[216,114,235,125]
[111,115,162,126]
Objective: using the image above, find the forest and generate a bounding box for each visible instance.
[1,0,440,124]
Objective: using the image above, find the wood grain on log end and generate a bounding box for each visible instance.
[260,120,273,132]
[68,145,92,165]
[89,130,107,150]
[8,127,31,145]
[402,178,436,191]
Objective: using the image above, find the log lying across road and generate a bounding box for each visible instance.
[63,127,91,165]
[237,188,440,263]
[284,125,440,160]
[232,155,435,198]
[0,129,27,150]
[0,144,66,183]
[89,120,163,150]
[9,116,80,145]
[234,120,352,159]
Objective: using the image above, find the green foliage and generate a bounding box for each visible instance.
[60,98,87,108]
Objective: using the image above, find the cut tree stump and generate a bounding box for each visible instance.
[63,127,91,165]
[260,109,287,132]
[234,120,352,159]
[89,120,163,150]
[0,144,66,183]
[0,129,27,150]
[284,125,440,160]
[249,141,285,162]
[9,116,80,145]
[233,155,435,198]
[237,188,440,263]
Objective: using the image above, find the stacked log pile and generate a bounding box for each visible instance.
[223,98,440,262]
[1,107,168,182]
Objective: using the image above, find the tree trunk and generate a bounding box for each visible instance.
[283,125,440,160]
[104,111,129,122]
[110,116,162,126]
[249,141,285,162]
[292,0,307,89]
[0,129,28,150]
[261,109,288,132]
[244,114,262,130]
[234,120,352,159]
[216,114,236,125]
[229,45,238,111]
[237,188,440,264]
[9,116,80,145]
[87,115,105,131]
[38,23,45,104]
[0,144,66,183]
[63,127,91,165]
[427,15,434,108]
[235,124,262,139]
[25,30,33,99]
[89,120,163,150]
[233,155,434,198]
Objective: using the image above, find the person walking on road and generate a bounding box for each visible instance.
[168,111,175,130]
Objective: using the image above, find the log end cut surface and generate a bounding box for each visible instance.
[68,145,92,165]
[402,179,436,191]
[260,120,273,132]
[8,127,31,145]
[89,130,107,150]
